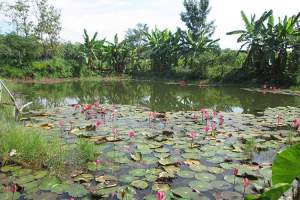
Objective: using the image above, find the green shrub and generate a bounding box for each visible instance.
[31,57,73,78]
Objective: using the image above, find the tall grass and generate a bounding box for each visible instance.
[0,121,66,172]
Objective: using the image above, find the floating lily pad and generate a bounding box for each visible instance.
[211,180,232,190]
[177,170,195,178]
[152,182,170,192]
[172,187,199,199]
[39,176,61,191]
[189,180,213,191]
[130,180,148,189]
[194,173,216,182]
[129,169,146,177]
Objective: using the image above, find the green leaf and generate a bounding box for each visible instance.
[245,183,290,200]
[272,144,300,185]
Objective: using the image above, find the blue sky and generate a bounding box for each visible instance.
[1,0,299,49]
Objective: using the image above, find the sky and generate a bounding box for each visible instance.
[1,0,300,49]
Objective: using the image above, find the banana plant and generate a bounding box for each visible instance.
[227,10,299,85]
[81,29,98,69]
[106,34,131,73]
[144,28,179,72]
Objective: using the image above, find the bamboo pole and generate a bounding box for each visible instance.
[0,79,32,120]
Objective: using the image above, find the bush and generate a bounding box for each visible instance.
[31,57,74,78]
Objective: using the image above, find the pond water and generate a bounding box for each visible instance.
[10,80,300,114]
[1,80,300,200]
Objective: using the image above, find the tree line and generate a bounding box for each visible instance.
[0,0,299,86]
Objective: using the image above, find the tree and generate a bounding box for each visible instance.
[227,10,300,85]
[34,0,62,58]
[180,0,215,38]
[3,0,33,37]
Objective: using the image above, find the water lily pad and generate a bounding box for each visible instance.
[189,180,213,191]
[119,175,138,183]
[33,170,49,179]
[39,176,61,191]
[221,191,242,200]
[129,169,146,177]
[177,170,195,178]
[189,164,207,172]
[0,165,22,173]
[74,173,93,182]
[130,180,148,189]
[131,152,142,161]
[152,182,170,192]
[65,183,89,197]
[211,180,232,190]
[195,173,216,182]
[0,192,21,200]
[172,187,199,199]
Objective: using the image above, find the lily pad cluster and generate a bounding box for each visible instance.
[1,103,299,199]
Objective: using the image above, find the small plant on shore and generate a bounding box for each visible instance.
[243,138,257,159]
[75,139,97,164]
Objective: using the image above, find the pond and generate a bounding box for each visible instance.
[10,80,300,114]
[1,80,300,200]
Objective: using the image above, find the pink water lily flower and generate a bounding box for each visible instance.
[232,168,238,176]
[213,111,218,118]
[204,111,209,120]
[128,130,136,138]
[95,120,103,128]
[211,122,217,131]
[292,118,300,131]
[276,116,284,125]
[203,125,210,133]
[219,114,224,125]
[156,191,166,200]
[95,159,100,166]
[190,131,198,139]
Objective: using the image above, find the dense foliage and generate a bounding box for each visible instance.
[228,11,300,85]
[0,0,299,86]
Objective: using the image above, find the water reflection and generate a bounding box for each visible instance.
[10,80,300,114]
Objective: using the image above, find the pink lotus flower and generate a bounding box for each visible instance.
[204,111,209,121]
[93,101,100,107]
[74,104,81,110]
[95,159,100,166]
[70,198,75,200]
[203,125,210,133]
[128,130,136,138]
[156,191,166,200]
[213,111,218,118]
[243,178,250,187]
[191,114,198,121]
[292,118,300,131]
[190,131,198,139]
[219,114,224,125]
[11,184,17,193]
[276,116,284,125]
[232,168,238,176]
[211,122,217,131]
[243,178,251,197]
[95,120,103,128]
[84,104,92,111]
[112,128,118,137]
